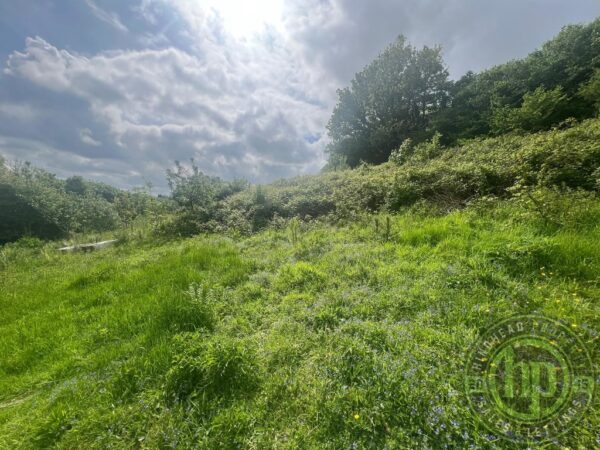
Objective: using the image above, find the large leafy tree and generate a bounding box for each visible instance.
[326,36,450,166]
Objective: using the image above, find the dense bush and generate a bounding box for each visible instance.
[185,118,600,234]
[0,158,167,243]
[162,159,248,236]
[434,17,600,144]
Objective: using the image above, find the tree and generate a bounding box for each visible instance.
[326,36,450,166]
[167,160,221,223]
[490,86,568,134]
[65,176,87,195]
[579,68,600,113]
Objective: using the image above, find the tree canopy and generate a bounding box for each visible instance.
[326,36,450,166]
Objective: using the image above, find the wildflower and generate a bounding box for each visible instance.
[354,413,360,420]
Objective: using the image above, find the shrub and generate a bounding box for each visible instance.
[510,185,600,229]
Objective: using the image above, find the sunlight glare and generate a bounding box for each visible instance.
[204,0,284,37]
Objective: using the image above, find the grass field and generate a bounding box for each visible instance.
[1,199,599,449]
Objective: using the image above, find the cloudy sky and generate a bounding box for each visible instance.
[1,0,599,192]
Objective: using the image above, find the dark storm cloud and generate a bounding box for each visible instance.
[0,0,599,191]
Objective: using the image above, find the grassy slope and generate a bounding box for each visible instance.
[1,201,599,449]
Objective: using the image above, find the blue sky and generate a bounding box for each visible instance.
[1,0,600,192]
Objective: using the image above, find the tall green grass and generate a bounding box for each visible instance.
[0,199,598,448]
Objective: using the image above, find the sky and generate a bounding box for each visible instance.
[1,1,599,192]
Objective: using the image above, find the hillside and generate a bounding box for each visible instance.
[2,130,600,447]
[179,117,600,235]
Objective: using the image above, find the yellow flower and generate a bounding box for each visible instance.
[354,414,360,420]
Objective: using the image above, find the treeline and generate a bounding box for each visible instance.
[326,18,600,166]
[0,157,167,244]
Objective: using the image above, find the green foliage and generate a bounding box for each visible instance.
[64,176,87,195]
[510,185,600,229]
[579,68,600,113]
[167,160,221,222]
[210,118,600,232]
[330,19,600,160]
[288,217,300,244]
[410,132,445,162]
[374,215,394,241]
[388,138,414,165]
[164,159,247,236]
[321,153,350,172]
[327,36,449,166]
[0,158,168,243]
[214,164,393,232]
[491,86,568,134]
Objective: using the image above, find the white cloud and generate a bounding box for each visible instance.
[79,128,102,146]
[4,33,329,188]
[85,0,129,33]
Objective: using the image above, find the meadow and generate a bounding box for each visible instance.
[1,197,599,449]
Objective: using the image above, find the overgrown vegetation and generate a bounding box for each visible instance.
[173,117,599,235]
[0,158,169,244]
[1,196,599,448]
